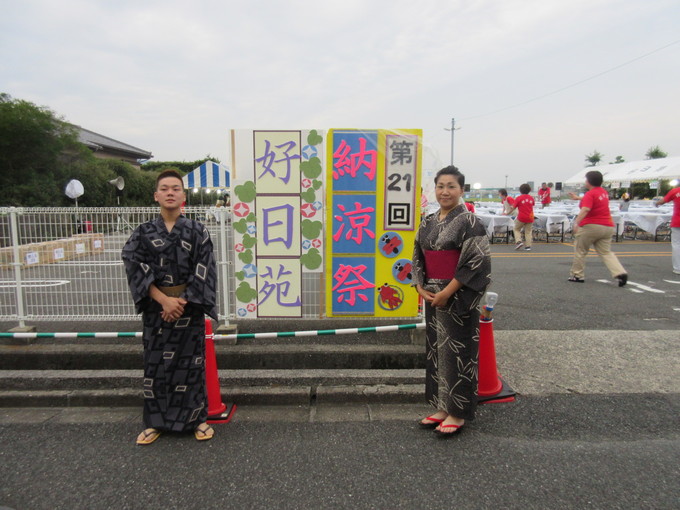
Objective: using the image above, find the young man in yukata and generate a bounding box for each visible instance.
[122,169,218,445]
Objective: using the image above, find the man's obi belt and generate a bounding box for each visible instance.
[158,284,187,297]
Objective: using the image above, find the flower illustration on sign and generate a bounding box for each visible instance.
[301,203,317,218]
[233,202,251,217]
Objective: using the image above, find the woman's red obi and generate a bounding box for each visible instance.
[424,249,460,280]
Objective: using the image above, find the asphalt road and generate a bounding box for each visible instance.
[488,239,679,330]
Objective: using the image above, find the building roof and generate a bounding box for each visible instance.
[76,127,153,160]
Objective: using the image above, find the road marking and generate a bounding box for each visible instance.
[663,279,680,284]
[595,280,665,293]
[0,279,70,288]
[627,282,665,294]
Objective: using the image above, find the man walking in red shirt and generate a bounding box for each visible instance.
[508,183,535,251]
[567,171,627,286]
[538,182,551,208]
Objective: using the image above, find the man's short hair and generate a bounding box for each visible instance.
[519,183,531,194]
[585,170,603,187]
[156,169,184,189]
[498,188,508,197]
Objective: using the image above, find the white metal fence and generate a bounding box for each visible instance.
[1,206,410,326]
[0,206,239,325]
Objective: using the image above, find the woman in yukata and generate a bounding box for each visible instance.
[412,166,492,436]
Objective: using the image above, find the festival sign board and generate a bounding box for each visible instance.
[325,129,422,317]
[230,129,325,319]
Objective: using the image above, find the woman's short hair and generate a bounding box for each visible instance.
[434,165,465,188]
[498,188,508,197]
[519,183,531,194]
[585,170,603,187]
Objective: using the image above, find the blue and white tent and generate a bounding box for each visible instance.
[182,161,231,189]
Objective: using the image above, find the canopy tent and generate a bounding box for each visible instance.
[564,157,680,185]
[182,161,231,189]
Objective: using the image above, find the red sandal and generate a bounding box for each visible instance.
[419,415,445,428]
[434,423,463,437]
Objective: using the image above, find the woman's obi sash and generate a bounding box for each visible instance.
[424,249,460,280]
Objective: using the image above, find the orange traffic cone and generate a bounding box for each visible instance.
[477,318,515,404]
[204,318,237,423]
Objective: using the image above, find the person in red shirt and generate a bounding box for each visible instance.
[498,188,515,215]
[538,182,552,208]
[508,183,535,251]
[655,185,680,274]
[567,170,627,286]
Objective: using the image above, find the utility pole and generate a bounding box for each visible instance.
[444,117,459,165]
[450,117,455,164]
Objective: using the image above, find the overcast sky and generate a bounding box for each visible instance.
[2,0,679,191]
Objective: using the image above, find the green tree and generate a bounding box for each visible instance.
[585,150,603,167]
[0,93,86,206]
[0,93,165,207]
[609,156,625,164]
[99,159,157,206]
[645,145,667,159]
[631,182,649,199]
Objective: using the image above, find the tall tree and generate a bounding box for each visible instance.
[0,93,163,206]
[0,93,87,206]
[585,150,603,167]
[645,146,667,159]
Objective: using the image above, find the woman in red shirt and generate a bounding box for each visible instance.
[567,170,627,286]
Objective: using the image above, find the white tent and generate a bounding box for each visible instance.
[564,157,680,186]
[182,161,231,189]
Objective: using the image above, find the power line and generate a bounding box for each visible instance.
[459,38,680,122]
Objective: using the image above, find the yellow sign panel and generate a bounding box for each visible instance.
[325,129,422,317]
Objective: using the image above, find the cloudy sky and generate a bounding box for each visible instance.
[2,0,679,190]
